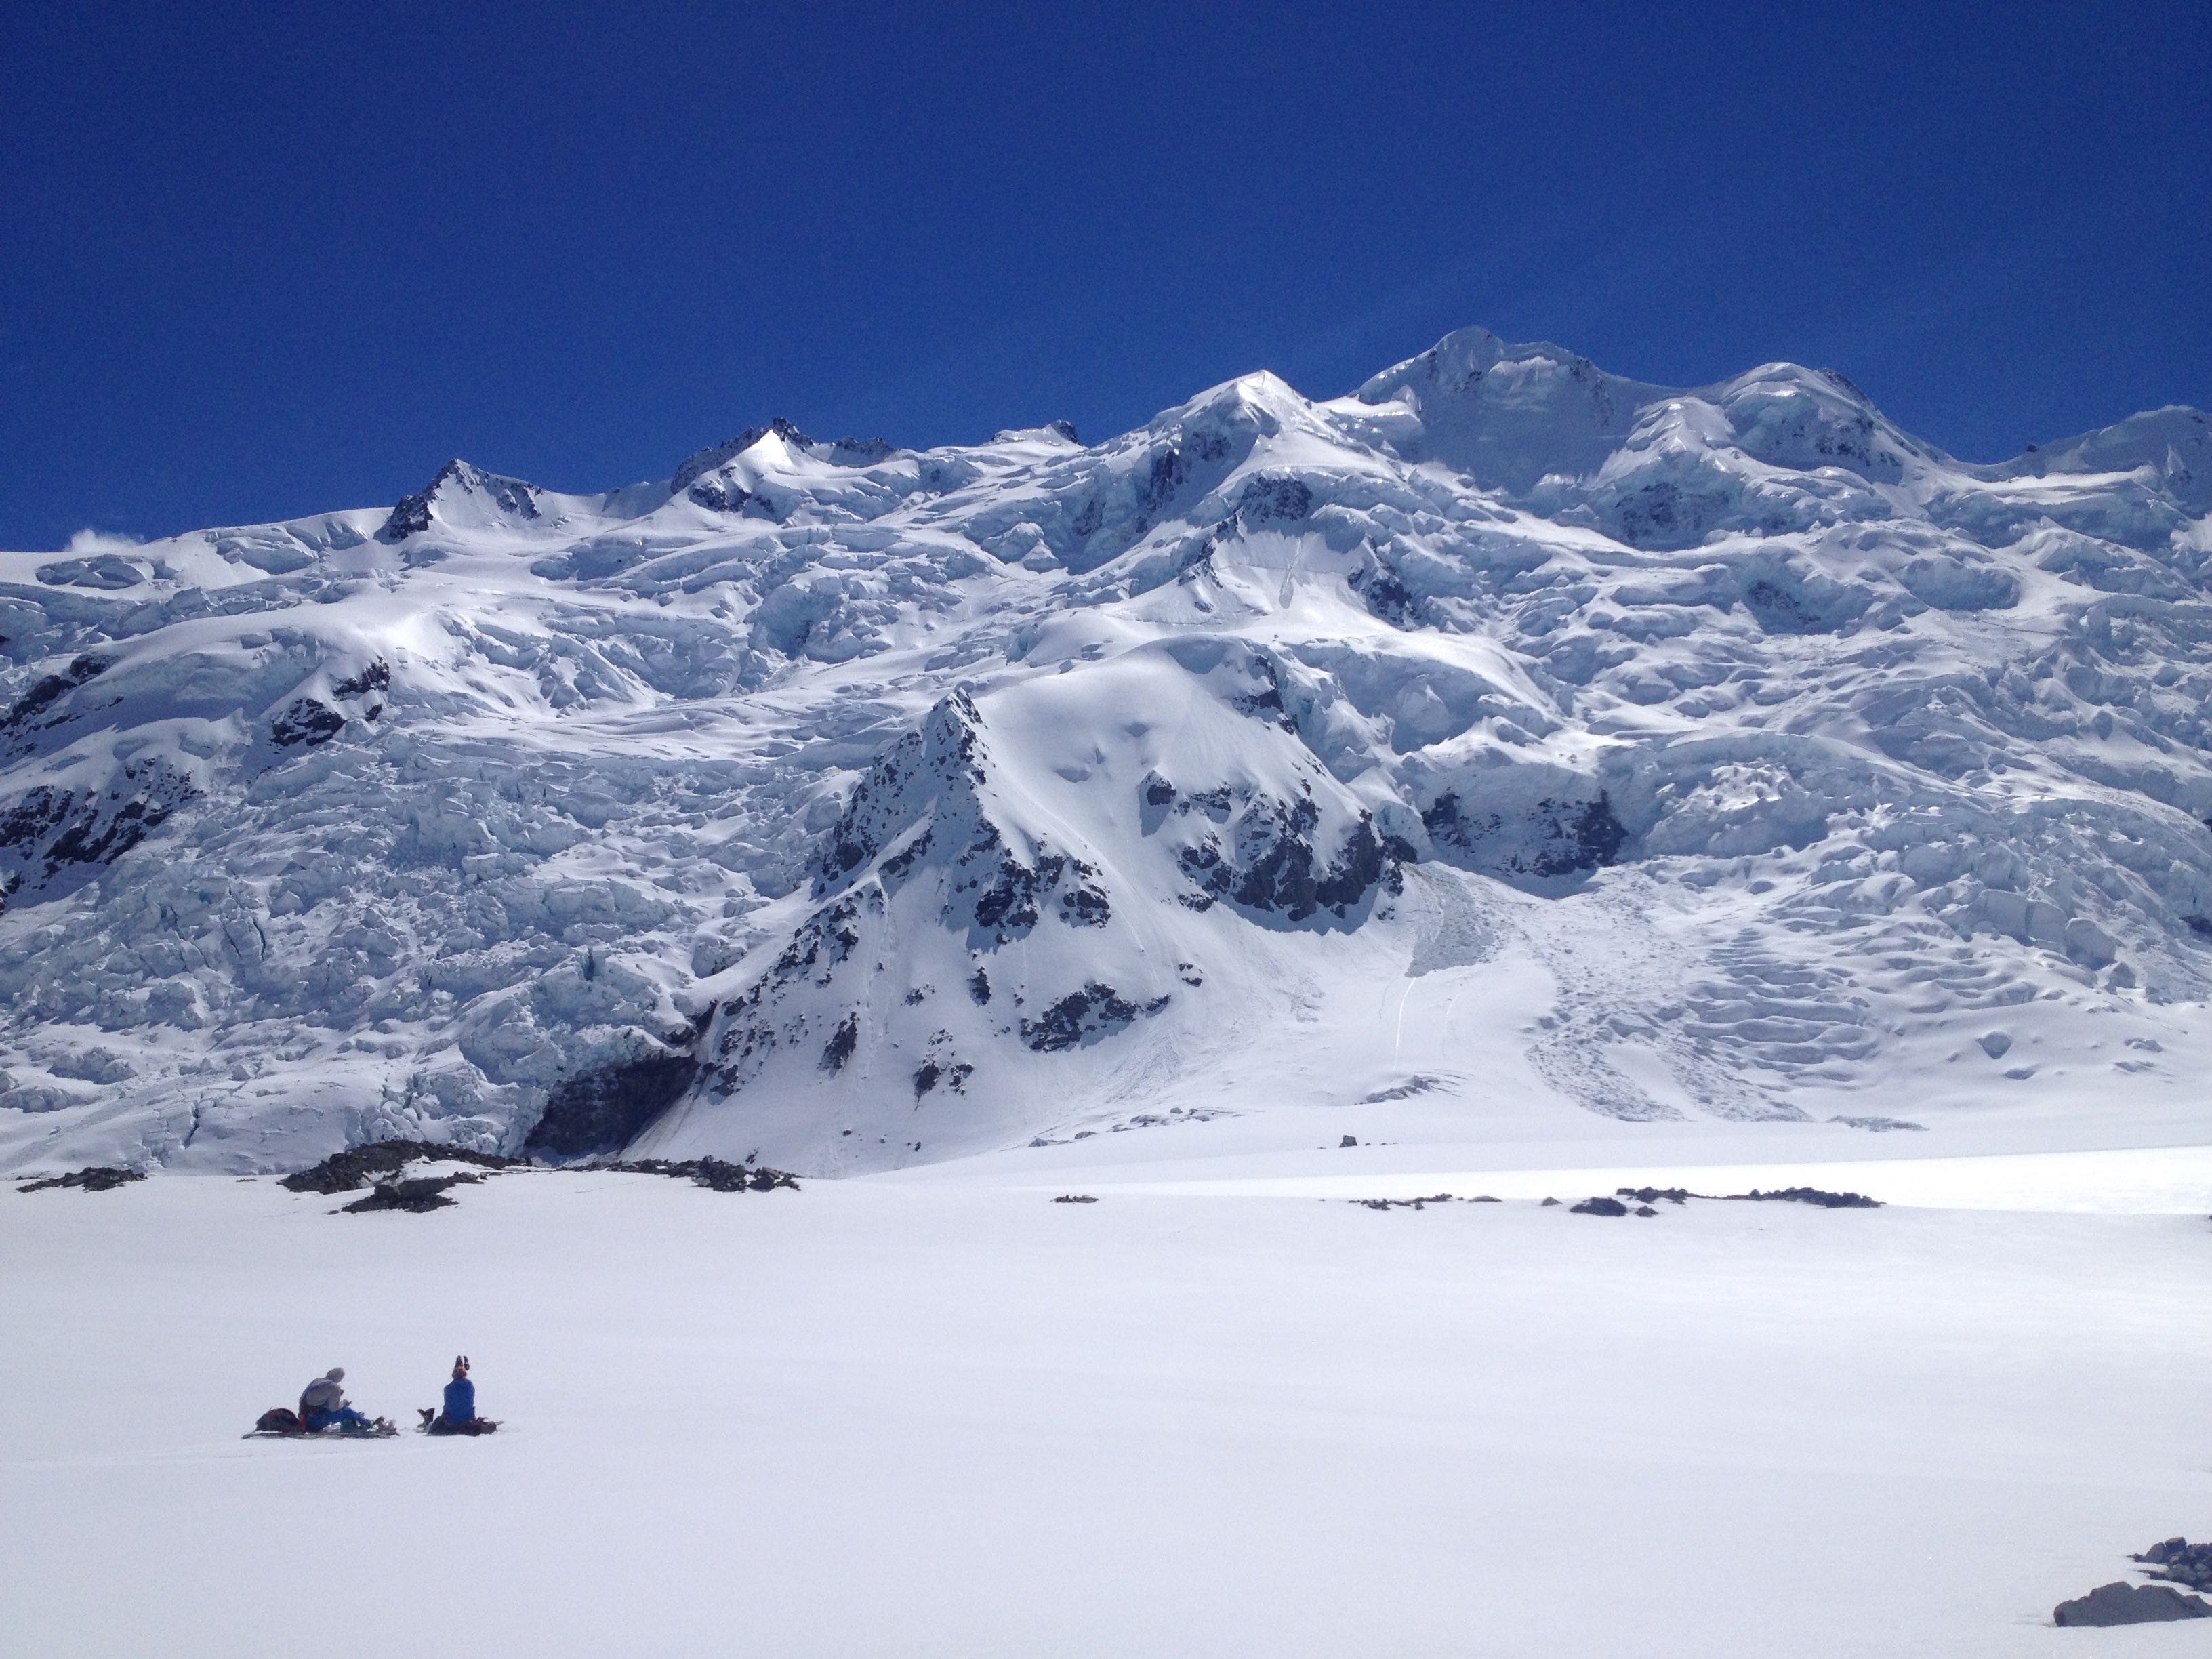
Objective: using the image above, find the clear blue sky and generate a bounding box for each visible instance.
[3,0,2205,550]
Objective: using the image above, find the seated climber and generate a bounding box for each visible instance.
[298,1367,377,1433]
[426,1355,492,1435]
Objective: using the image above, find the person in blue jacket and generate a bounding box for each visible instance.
[426,1355,493,1435]
[443,1356,475,1423]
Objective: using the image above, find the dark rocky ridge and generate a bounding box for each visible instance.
[379,460,542,543]
[523,1044,703,1160]
[281,1139,522,1195]
[16,1164,145,1193]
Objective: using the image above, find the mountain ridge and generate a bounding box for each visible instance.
[3,327,2209,1175]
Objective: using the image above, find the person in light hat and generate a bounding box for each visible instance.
[298,1367,376,1433]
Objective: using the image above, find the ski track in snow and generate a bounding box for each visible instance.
[1,329,2211,1175]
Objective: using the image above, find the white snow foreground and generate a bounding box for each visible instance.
[1,1151,2207,1656]
[3,329,2211,1175]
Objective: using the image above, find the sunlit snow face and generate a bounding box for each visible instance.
[1,327,2208,1179]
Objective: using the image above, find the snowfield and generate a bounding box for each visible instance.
[3,326,2211,1176]
[3,1138,2207,1656]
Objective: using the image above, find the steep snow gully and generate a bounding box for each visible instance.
[3,327,2210,1175]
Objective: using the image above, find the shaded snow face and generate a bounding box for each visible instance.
[3,327,2211,1174]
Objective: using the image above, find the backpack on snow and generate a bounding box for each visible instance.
[255,1408,305,1434]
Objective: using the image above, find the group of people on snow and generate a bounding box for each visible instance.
[288,1355,492,1436]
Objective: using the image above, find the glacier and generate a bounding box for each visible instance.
[3,326,2209,1176]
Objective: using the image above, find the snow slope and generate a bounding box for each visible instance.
[3,330,2210,1176]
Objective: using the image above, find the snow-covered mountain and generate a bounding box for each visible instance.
[4,328,2209,1175]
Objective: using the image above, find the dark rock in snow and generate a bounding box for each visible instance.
[0,787,74,855]
[1340,1134,1357,1147]
[271,698,345,748]
[1570,1197,1629,1216]
[380,485,439,543]
[1349,552,1418,626]
[1729,1186,1881,1209]
[342,1173,480,1212]
[16,1165,145,1193]
[281,1139,521,1195]
[820,1012,859,1072]
[880,830,935,887]
[601,1157,798,1193]
[687,475,754,514]
[525,1046,700,1160]
[2053,1582,2212,1626]
[974,850,1065,935]
[3,654,110,734]
[2134,1538,2212,1593]
[1607,1183,1880,1209]
[1144,446,1189,516]
[1424,790,1626,880]
[1059,880,1111,926]
[45,762,194,871]
[1225,654,1297,731]
[1181,791,1395,923]
[1,758,199,900]
[1052,1193,1098,1204]
[331,659,392,697]
[1235,475,1315,525]
[1019,982,1155,1052]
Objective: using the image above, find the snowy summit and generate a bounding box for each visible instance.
[3,327,2209,1176]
